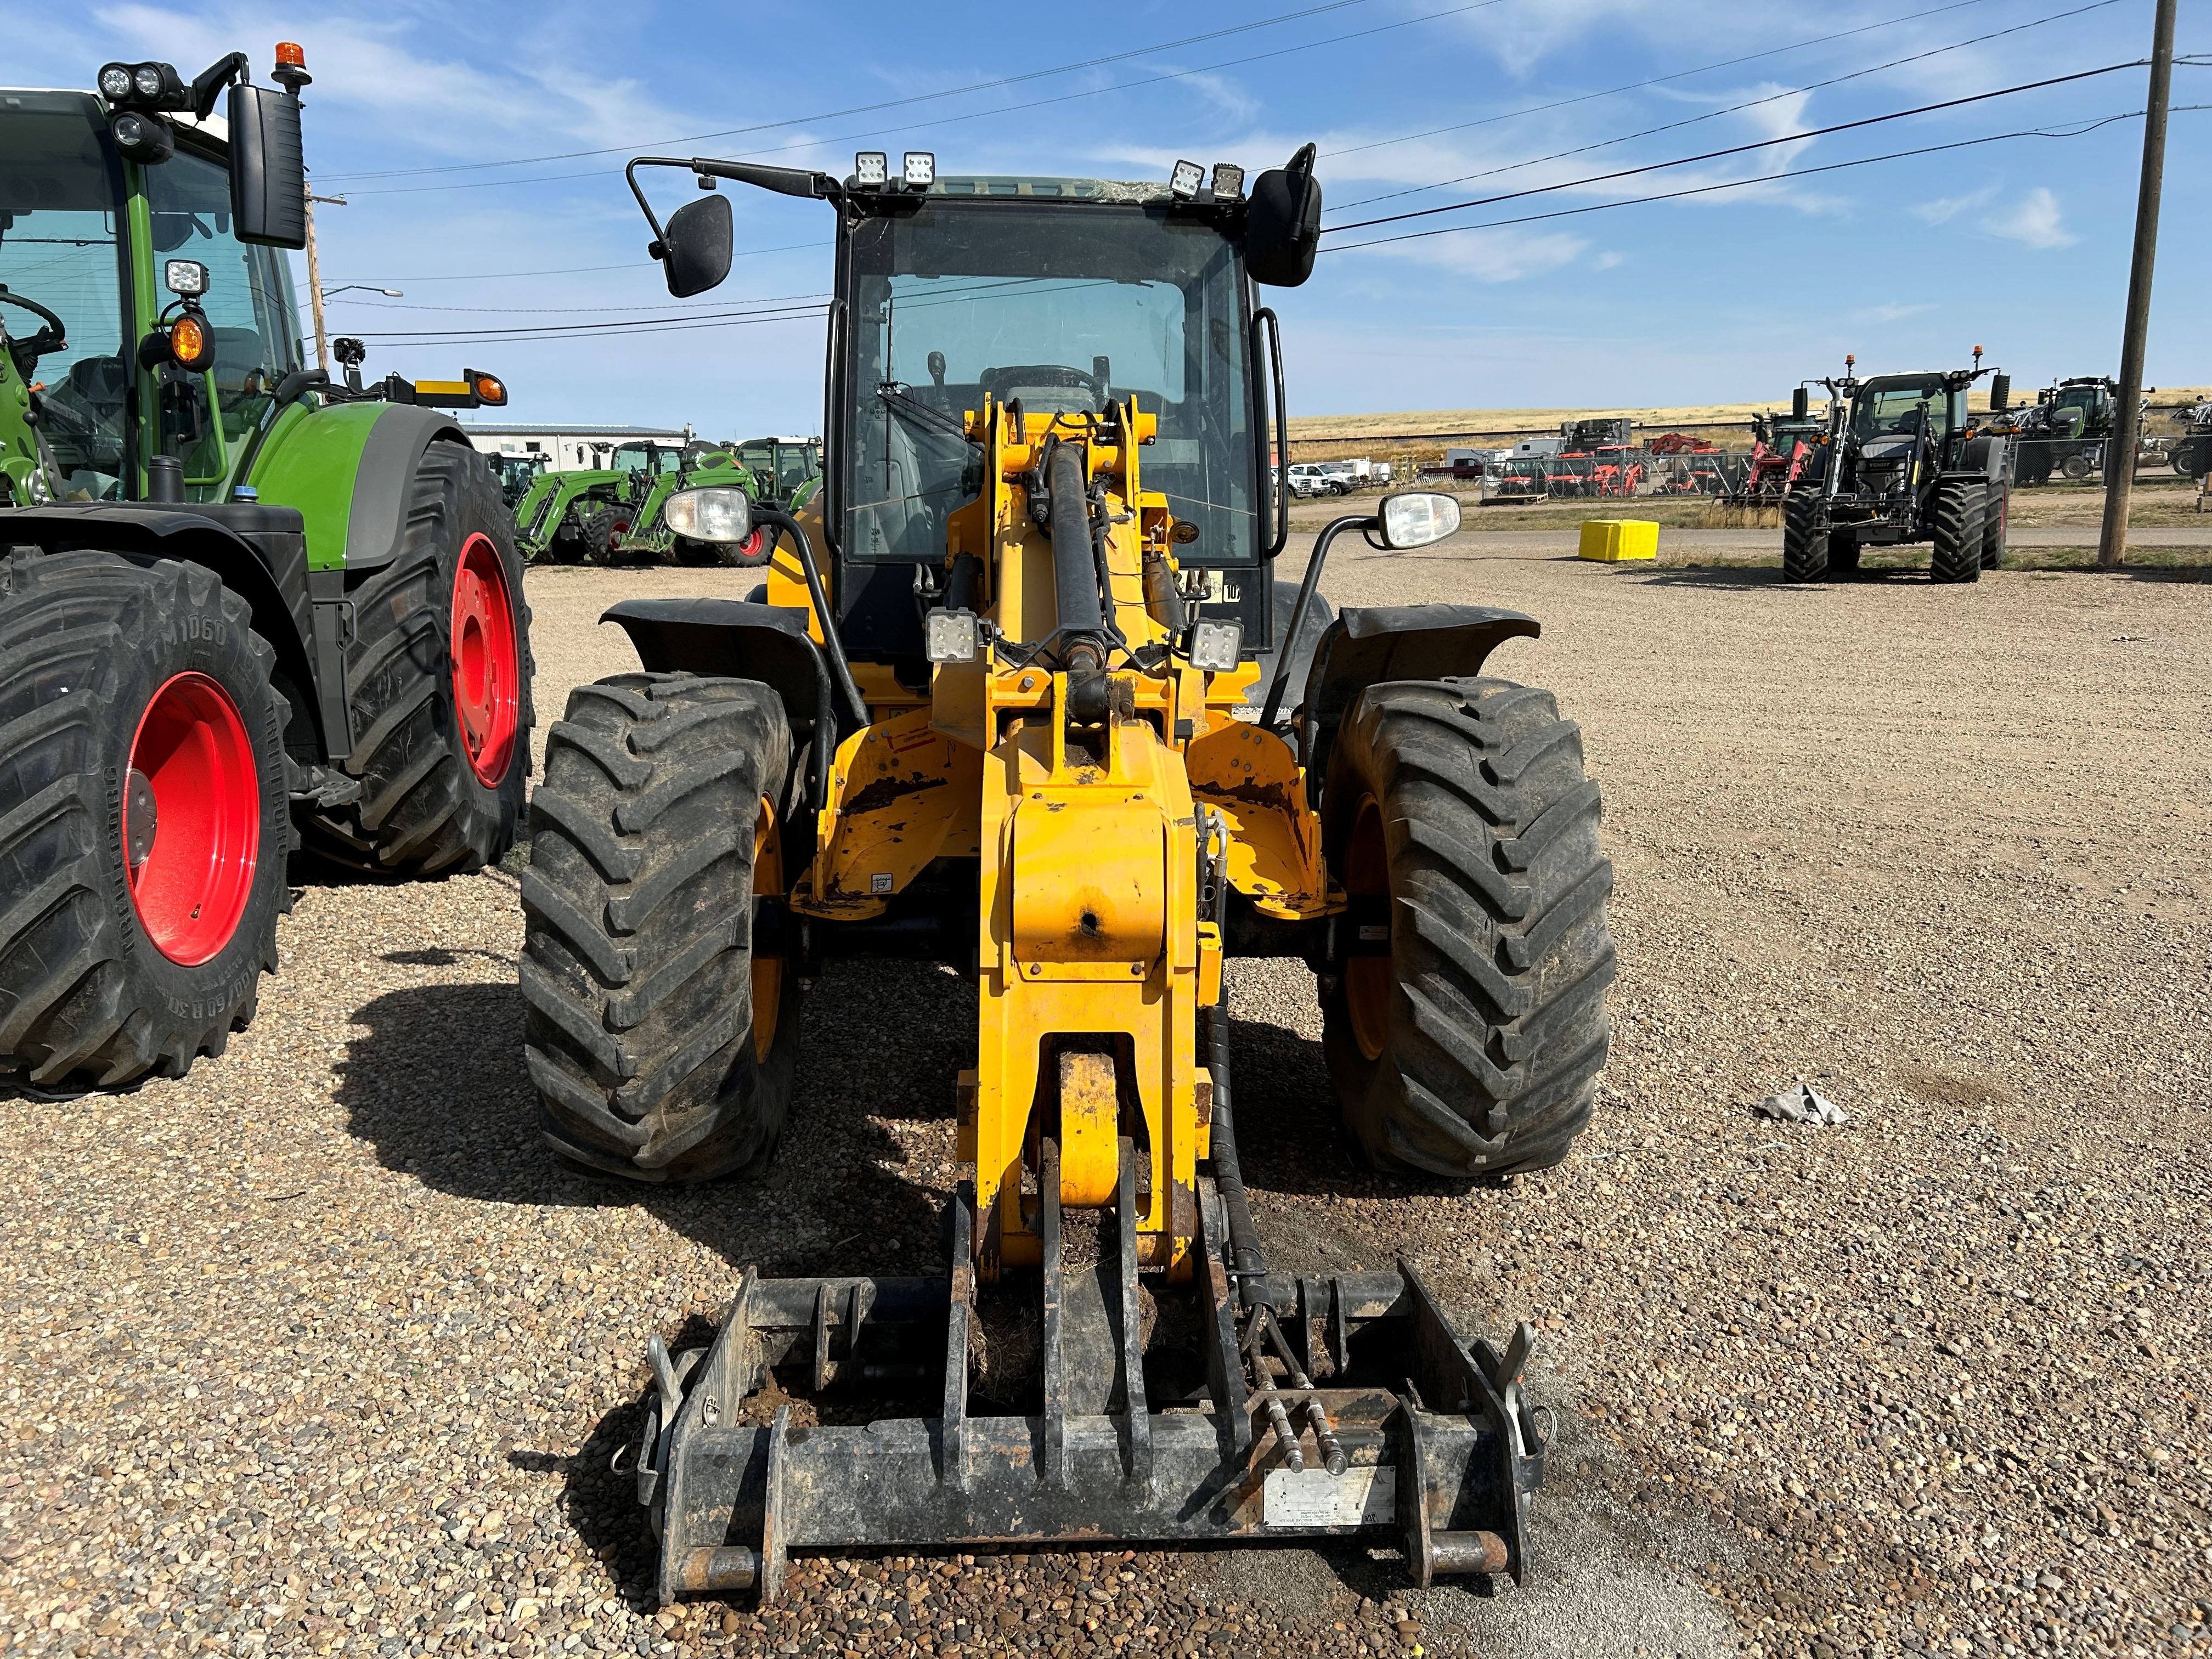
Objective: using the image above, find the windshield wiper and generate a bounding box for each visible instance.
[876,382,977,447]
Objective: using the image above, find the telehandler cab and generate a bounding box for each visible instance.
[521,146,1614,1602]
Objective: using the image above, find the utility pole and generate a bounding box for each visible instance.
[301,183,347,376]
[2097,0,2177,569]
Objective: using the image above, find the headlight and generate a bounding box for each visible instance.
[99,64,134,101]
[924,608,979,664]
[663,486,753,544]
[902,151,934,189]
[132,63,164,99]
[1210,163,1245,200]
[1187,618,1243,673]
[1378,492,1462,550]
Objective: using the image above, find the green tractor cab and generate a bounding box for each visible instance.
[0,46,534,1090]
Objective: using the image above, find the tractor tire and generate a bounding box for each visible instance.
[2060,454,2093,482]
[1929,479,1987,585]
[1782,493,1829,582]
[1318,678,1615,1178]
[1829,528,1861,576]
[1981,483,2009,569]
[298,444,532,877]
[520,672,798,1182]
[0,550,290,1088]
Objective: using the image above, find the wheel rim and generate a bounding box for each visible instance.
[752,796,783,1060]
[125,672,260,967]
[450,532,520,786]
[1344,793,1392,1062]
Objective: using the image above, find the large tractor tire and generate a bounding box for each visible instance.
[298,444,532,877]
[1929,479,1987,584]
[1982,482,2009,569]
[1318,678,1615,1178]
[520,672,798,1182]
[0,550,290,1087]
[1781,493,1829,582]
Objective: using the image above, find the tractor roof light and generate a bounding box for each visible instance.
[98,63,134,101]
[272,41,312,92]
[854,151,888,189]
[1210,162,1245,200]
[1169,159,1204,199]
[163,259,208,297]
[133,63,165,99]
[902,151,935,189]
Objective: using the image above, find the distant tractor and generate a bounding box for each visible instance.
[1783,352,2013,584]
[2169,400,2212,480]
[1741,388,1828,501]
[2007,376,2135,485]
[494,450,549,509]
[512,438,686,562]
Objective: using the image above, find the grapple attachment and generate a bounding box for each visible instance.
[629,1145,1548,1605]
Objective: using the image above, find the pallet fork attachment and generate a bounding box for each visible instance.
[629,1131,1549,1605]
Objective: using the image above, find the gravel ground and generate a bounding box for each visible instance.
[3,545,2208,1658]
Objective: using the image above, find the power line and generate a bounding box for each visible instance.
[317,0,1379,183]
[311,289,831,315]
[1327,0,2123,215]
[1325,107,2207,255]
[343,299,832,341]
[321,245,828,285]
[1323,61,2154,236]
[343,0,1512,198]
[1319,0,2007,162]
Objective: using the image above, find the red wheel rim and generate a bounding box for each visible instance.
[125,672,261,967]
[451,532,521,786]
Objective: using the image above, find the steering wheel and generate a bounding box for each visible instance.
[979,363,1106,410]
[0,288,68,364]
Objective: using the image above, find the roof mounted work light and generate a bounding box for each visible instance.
[1169,159,1204,199]
[854,151,888,189]
[1210,163,1245,200]
[902,151,935,189]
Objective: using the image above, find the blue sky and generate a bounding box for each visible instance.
[14,0,2207,435]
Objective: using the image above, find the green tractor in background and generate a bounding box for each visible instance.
[0,43,534,1088]
[492,449,549,510]
[512,437,685,562]
[733,433,822,511]
[611,441,783,564]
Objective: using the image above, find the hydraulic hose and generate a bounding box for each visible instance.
[1045,442,1105,641]
[1203,1002,1267,1292]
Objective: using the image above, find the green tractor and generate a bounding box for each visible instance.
[614,441,783,565]
[731,433,822,511]
[0,43,534,1088]
[492,449,550,510]
[512,438,685,562]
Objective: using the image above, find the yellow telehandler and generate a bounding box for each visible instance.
[518,145,1616,1604]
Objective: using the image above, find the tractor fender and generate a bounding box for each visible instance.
[1957,433,2010,483]
[603,597,837,808]
[1295,602,1541,803]
[0,501,327,757]
[250,400,472,574]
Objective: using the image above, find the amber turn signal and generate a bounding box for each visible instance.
[168,313,212,371]
[472,374,507,407]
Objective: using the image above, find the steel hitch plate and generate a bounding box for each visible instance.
[630,1146,1549,1605]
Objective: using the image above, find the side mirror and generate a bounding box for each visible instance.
[1245,144,1321,289]
[658,193,733,298]
[227,83,306,248]
[1377,492,1461,549]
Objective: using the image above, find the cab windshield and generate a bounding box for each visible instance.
[1852,379,1954,442]
[842,198,1255,567]
[0,93,130,496]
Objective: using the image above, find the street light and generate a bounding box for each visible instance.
[319,285,403,300]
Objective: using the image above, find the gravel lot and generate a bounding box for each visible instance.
[3,541,2208,1658]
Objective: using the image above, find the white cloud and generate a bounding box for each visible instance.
[1365,225,1591,283]
[1850,302,1936,325]
[1914,184,1999,225]
[1980,188,2076,249]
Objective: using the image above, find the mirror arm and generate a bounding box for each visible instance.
[1259,512,1370,731]
[1255,306,1288,558]
[190,52,250,120]
[627,156,842,242]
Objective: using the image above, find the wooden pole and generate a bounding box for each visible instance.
[303,187,347,376]
[2096,0,2177,569]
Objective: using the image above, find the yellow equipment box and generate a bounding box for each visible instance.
[1578,518,1659,561]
